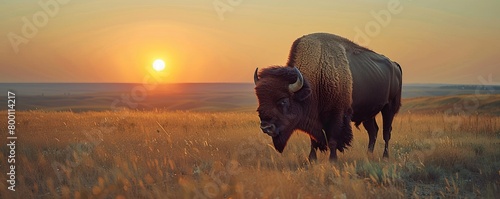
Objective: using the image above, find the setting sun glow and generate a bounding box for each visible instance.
[152,59,165,72]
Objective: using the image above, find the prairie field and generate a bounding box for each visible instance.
[0,108,499,198]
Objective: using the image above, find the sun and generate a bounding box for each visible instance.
[152,59,165,71]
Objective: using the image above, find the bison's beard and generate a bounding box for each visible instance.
[272,130,294,153]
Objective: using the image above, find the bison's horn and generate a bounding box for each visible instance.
[288,67,304,93]
[254,68,259,85]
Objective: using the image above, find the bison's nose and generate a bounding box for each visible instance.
[260,122,277,137]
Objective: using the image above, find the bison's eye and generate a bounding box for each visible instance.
[278,97,290,114]
[277,98,289,106]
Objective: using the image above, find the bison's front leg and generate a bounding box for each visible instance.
[328,139,338,161]
[324,117,342,161]
[308,130,328,162]
[308,137,318,162]
[327,113,354,161]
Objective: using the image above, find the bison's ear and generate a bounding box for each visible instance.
[293,81,311,101]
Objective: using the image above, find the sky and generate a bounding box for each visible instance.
[0,0,499,84]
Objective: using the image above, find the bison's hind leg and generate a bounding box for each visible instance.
[362,117,379,153]
[381,105,396,158]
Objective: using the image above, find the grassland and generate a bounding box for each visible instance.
[0,108,499,198]
[401,94,500,116]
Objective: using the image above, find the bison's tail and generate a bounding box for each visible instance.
[393,62,403,114]
[392,89,402,114]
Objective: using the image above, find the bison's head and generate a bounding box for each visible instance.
[254,66,312,153]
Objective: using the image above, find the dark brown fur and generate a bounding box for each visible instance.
[255,33,402,160]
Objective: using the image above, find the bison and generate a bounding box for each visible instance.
[254,33,402,161]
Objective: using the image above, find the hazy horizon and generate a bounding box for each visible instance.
[1,82,499,86]
[1,0,499,85]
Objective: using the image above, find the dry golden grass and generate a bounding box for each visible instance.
[0,110,499,198]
